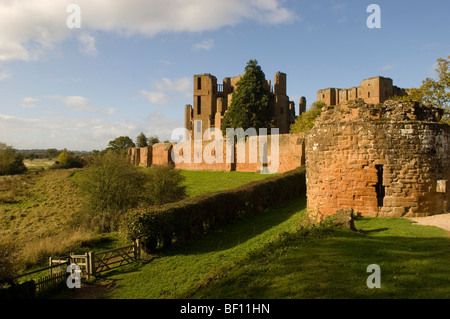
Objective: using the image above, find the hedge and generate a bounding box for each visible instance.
[121,167,306,252]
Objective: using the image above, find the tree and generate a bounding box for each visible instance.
[77,152,186,232]
[222,60,272,136]
[106,136,136,154]
[290,101,326,133]
[145,165,186,206]
[392,55,450,124]
[54,149,84,169]
[148,135,160,146]
[45,148,59,159]
[136,132,148,148]
[0,142,27,176]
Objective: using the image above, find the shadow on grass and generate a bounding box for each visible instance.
[164,197,307,257]
[188,221,450,299]
[363,228,389,234]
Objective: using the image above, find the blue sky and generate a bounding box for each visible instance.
[0,0,449,151]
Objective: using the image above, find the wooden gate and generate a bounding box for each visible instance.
[89,240,140,276]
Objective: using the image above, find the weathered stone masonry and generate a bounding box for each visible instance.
[306,99,450,218]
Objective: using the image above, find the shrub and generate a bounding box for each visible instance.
[0,240,20,285]
[77,152,186,232]
[121,167,306,253]
[0,143,27,176]
[145,165,187,206]
[53,150,85,169]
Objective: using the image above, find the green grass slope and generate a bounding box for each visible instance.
[100,199,449,299]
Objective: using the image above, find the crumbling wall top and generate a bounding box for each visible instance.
[315,99,445,125]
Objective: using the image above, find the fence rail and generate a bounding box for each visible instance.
[14,240,141,296]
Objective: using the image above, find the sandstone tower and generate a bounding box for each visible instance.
[306,99,450,218]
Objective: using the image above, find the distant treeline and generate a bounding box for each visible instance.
[17,149,92,160]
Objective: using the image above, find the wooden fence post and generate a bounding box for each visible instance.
[88,251,95,279]
[49,257,52,276]
[134,239,141,260]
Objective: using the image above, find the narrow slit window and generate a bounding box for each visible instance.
[375,165,385,207]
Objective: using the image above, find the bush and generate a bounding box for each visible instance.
[53,150,85,169]
[0,143,27,176]
[121,167,306,253]
[77,152,186,232]
[0,240,20,285]
[145,165,187,206]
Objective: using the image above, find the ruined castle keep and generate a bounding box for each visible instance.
[184,72,305,138]
[317,76,408,106]
[306,99,450,218]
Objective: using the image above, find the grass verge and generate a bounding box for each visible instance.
[87,199,449,299]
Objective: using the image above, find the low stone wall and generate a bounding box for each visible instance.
[128,133,305,174]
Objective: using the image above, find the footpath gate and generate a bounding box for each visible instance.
[15,239,141,295]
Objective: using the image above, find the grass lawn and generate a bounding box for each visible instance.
[84,198,449,299]
[180,170,275,197]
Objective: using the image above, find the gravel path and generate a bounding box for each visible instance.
[407,213,450,232]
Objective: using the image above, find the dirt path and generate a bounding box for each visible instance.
[407,213,450,232]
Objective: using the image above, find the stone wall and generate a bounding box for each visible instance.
[306,99,450,218]
[129,132,305,174]
[317,76,408,106]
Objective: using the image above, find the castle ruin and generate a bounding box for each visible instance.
[317,76,408,106]
[129,73,450,218]
[184,72,306,139]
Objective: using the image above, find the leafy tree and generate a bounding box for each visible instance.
[148,135,160,146]
[290,101,326,133]
[0,143,15,175]
[144,165,186,206]
[136,132,149,148]
[222,60,272,135]
[54,149,85,169]
[106,136,136,154]
[77,152,186,232]
[0,142,27,176]
[392,55,450,123]
[45,148,59,159]
[7,154,28,175]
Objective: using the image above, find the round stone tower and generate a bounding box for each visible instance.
[306,99,450,218]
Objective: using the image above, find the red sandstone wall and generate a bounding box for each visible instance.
[306,101,450,218]
[133,133,305,174]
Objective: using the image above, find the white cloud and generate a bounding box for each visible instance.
[21,97,39,108]
[0,71,12,81]
[140,77,192,105]
[381,65,395,71]
[139,91,171,105]
[0,0,296,62]
[47,95,116,116]
[79,32,98,56]
[0,110,183,151]
[192,39,214,51]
